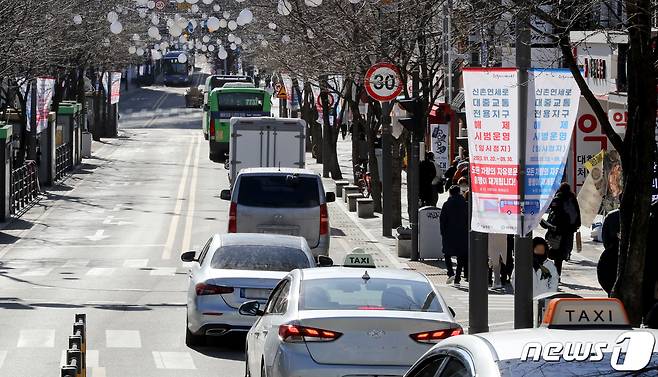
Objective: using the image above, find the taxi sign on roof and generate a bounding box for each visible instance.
[343,248,375,268]
[543,298,630,328]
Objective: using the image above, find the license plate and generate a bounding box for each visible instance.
[242,288,271,300]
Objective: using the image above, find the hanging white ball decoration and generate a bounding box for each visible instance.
[177,53,188,63]
[73,15,83,24]
[110,21,123,34]
[107,11,119,23]
[228,20,237,30]
[129,46,137,54]
[207,16,220,31]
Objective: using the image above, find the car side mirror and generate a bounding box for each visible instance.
[239,300,264,316]
[220,189,231,201]
[325,192,336,203]
[317,255,334,267]
[449,306,456,317]
[181,251,197,262]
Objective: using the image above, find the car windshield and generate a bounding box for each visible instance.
[498,354,658,376]
[299,277,443,312]
[210,245,310,271]
[217,92,263,110]
[237,175,320,208]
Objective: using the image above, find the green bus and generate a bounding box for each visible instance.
[207,85,272,163]
[202,75,253,140]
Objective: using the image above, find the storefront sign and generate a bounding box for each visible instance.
[430,123,450,170]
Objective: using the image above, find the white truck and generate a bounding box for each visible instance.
[227,117,306,183]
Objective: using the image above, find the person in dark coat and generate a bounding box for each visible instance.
[440,185,469,284]
[444,159,459,192]
[541,182,581,275]
[643,200,658,320]
[597,208,620,294]
[419,153,437,207]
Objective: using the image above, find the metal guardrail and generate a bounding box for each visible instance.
[10,160,40,214]
[61,314,86,377]
[56,143,72,180]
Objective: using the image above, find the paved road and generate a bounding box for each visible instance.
[0,75,364,376]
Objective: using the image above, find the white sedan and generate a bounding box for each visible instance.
[403,298,658,377]
[241,267,461,377]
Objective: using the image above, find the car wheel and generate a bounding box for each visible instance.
[185,326,205,347]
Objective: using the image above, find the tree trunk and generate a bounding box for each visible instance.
[366,101,383,212]
[320,76,332,178]
[391,135,403,227]
[610,0,656,326]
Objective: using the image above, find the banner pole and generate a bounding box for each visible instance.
[514,6,534,329]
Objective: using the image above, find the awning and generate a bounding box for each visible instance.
[450,90,465,112]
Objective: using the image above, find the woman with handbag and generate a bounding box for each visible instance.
[541,183,582,275]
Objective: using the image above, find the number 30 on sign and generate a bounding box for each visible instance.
[364,62,403,102]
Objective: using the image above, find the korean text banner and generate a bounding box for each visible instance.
[111,72,122,104]
[26,77,56,133]
[430,123,450,170]
[523,68,581,234]
[463,68,520,234]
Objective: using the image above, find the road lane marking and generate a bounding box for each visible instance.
[106,330,142,348]
[123,259,149,268]
[90,367,106,377]
[153,351,196,370]
[17,329,55,348]
[20,268,53,277]
[149,267,177,276]
[0,351,6,368]
[161,137,196,260]
[86,230,110,242]
[181,136,201,254]
[13,244,166,249]
[86,268,115,276]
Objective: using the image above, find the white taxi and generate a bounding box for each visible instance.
[404,298,658,377]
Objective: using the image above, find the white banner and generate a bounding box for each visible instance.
[522,68,581,234]
[430,123,450,170]
[464,68,520,234]
[26,77,56,133]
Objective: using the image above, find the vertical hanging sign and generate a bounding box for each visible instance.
[463,68,520,234]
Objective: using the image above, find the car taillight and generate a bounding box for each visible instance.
[228,202,237,233]
[410,326,463,344]
[278,324,341,343]
[195,283,234,296]
[209,118,215,137]
[319,203,329,235]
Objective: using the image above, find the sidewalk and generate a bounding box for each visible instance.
[307,137,606,329]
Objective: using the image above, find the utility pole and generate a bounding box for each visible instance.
[410,71,421,261]
[514,5,534,330]
[381,101,393,237]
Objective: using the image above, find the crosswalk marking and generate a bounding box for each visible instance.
[90,367,106,377]
[150,267,177,276]
[106,330,141,348]
[17,329,55,348]
[87,350,100,368]
[0,350,6,369]
[123,259,149,268]
[20,268,53,277]
[153,351,196,370]
[86,268,115,276]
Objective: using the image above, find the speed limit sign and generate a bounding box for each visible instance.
[364,62,403,102]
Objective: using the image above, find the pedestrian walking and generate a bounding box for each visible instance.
[488,233,507,289]
[419,153,437,207]
[513,237,559,297]
[597,207,620,294]
[440,185,469,285]
[340,123,348,140]
[540,182,581,275]
[500,234,515,285]
[429,152,444,204]
[444,159,459,192]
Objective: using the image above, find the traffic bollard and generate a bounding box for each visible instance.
[66,348,81,377]
[73,314,86,377]
[61,366,77,377]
